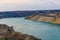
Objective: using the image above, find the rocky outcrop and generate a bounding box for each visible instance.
[0,24,41,40]
[25,12,60,24]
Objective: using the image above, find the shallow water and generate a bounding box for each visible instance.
[0,17,60,40]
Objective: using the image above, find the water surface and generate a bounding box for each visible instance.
[0,17,60,40]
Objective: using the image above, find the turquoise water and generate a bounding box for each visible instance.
[0,17,60,40]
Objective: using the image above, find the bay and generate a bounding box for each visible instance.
[0,17,60,40]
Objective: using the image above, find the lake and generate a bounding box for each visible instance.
[0,17,60,40]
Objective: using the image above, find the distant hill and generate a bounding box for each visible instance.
[0,10,60,18]
[25,11,60,24]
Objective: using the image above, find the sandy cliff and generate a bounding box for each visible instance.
[25,13,60,24]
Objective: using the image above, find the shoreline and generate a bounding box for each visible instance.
[25,13,60,24]
[0,24,41,40]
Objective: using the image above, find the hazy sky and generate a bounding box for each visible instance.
[0,0,60,11]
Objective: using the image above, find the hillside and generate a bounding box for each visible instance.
[0,10,60,18]
[25,12,60,24]
[0,24,41,40]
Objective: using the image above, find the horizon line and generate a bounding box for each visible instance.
[0,9,60,12]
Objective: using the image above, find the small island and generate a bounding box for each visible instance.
[0,24,41,40]
[25,12,60,24]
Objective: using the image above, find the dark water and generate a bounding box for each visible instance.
[0,17,60,40]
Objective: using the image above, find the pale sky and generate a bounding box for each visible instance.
[0,0,60,11]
